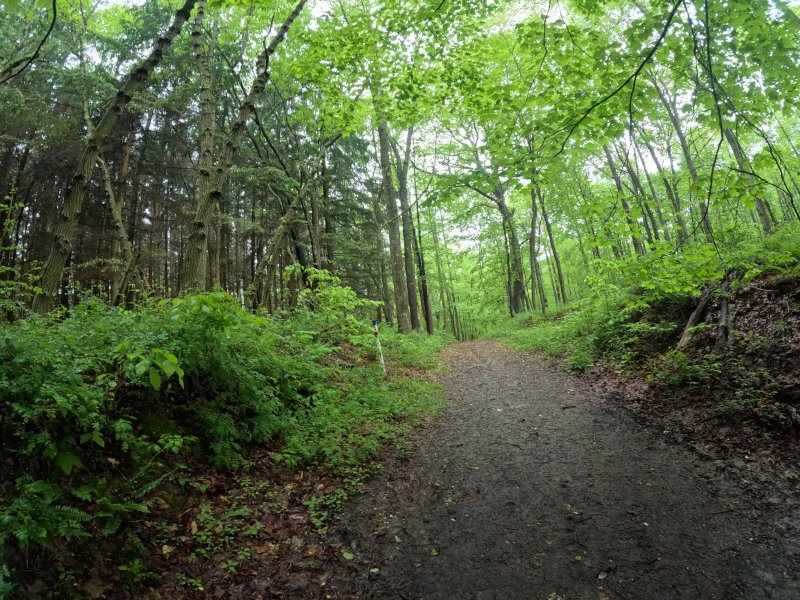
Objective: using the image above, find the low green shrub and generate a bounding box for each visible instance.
[0,269,446,592]
[654,350,723,387]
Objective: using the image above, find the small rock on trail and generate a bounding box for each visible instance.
[328,341,799,600]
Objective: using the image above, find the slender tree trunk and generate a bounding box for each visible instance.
[603,144,645,256]
[321,152,335,270]
[110,123,137,299]
[528,183,539,312]
[651,77,714,240]
[494,188,526,315]
[375,115,411,332]
[371,194,393,324]
[430,209,450,333]
[633,139,670,242]
[502,219,514,317]
[32,0,198,313]
[392,128,420,330]
[413,198,434,334]
[536,185,567,304]
[640,133,688,242]
[723,127,773,235]
[185,0,307,291]
[618,144,659,243]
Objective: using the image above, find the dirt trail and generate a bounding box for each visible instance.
[328,341,800,600]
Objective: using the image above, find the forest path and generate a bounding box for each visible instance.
[329,340,800,600]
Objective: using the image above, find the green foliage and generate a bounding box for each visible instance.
[654,351,723,387]
[363,328,451,370]
[0,272,446,591]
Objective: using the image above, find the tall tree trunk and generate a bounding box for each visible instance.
[32,0,198,313]
[651,77,714,240]
[603,144,645,256]
[371,194,393,324]
[493,188,526,315]
[110,122,137,300]
[640,132,688,242]
[502,219,514,317]
[632,139,670,242]
[430,209,450,332]
[618,143,660,243]
[528,186,539,313]
[414,198,434,334]
[536,185,567,304]
[185,0,216,290]
[321,152,335,270]
[185,0,307,291]
[723,127,773,235]
[391,128,420,330]
[375,115,411,332]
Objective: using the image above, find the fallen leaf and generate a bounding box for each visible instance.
[81,578,107,599]
[431,548,439,556]
[342,551,354,560]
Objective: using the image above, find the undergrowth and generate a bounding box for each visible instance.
[0,268,447,596]
[489,224,800,397]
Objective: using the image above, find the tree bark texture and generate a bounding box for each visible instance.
[184,0,307,291]
[32,0,199,313]
[376,116,411,333]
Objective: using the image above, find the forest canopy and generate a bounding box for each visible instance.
[0,0,798,325]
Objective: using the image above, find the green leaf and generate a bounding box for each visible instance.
[149,368,162,391]
[162,361,176,378]
[55,452,84,475]
[92,429,105,448]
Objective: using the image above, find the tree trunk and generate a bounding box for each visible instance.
[494,188,526,315]
[184,0,307,291]
[375,115,411,333]
[618,143,660,243]
[536,185,567,304]
[651,77,714,240]
[414,198,434,334]
[32,0,199,313]
[723,127,773,235]
[320,152,335,270]
[528,183,540,312]
[392,128,420,330]
[603,144,645,256]
[633,139,670,242]
[430,209,450,333]
[640,132,688,242]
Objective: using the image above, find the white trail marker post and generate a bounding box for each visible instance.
[372,319,386,376]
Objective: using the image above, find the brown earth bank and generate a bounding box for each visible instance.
[325,341,800,600]
[583,274,800,510]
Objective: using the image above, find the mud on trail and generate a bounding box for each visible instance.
[327,341,800,600]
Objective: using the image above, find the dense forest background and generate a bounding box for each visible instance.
[2,0,796,327]
[1,0,799,596]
